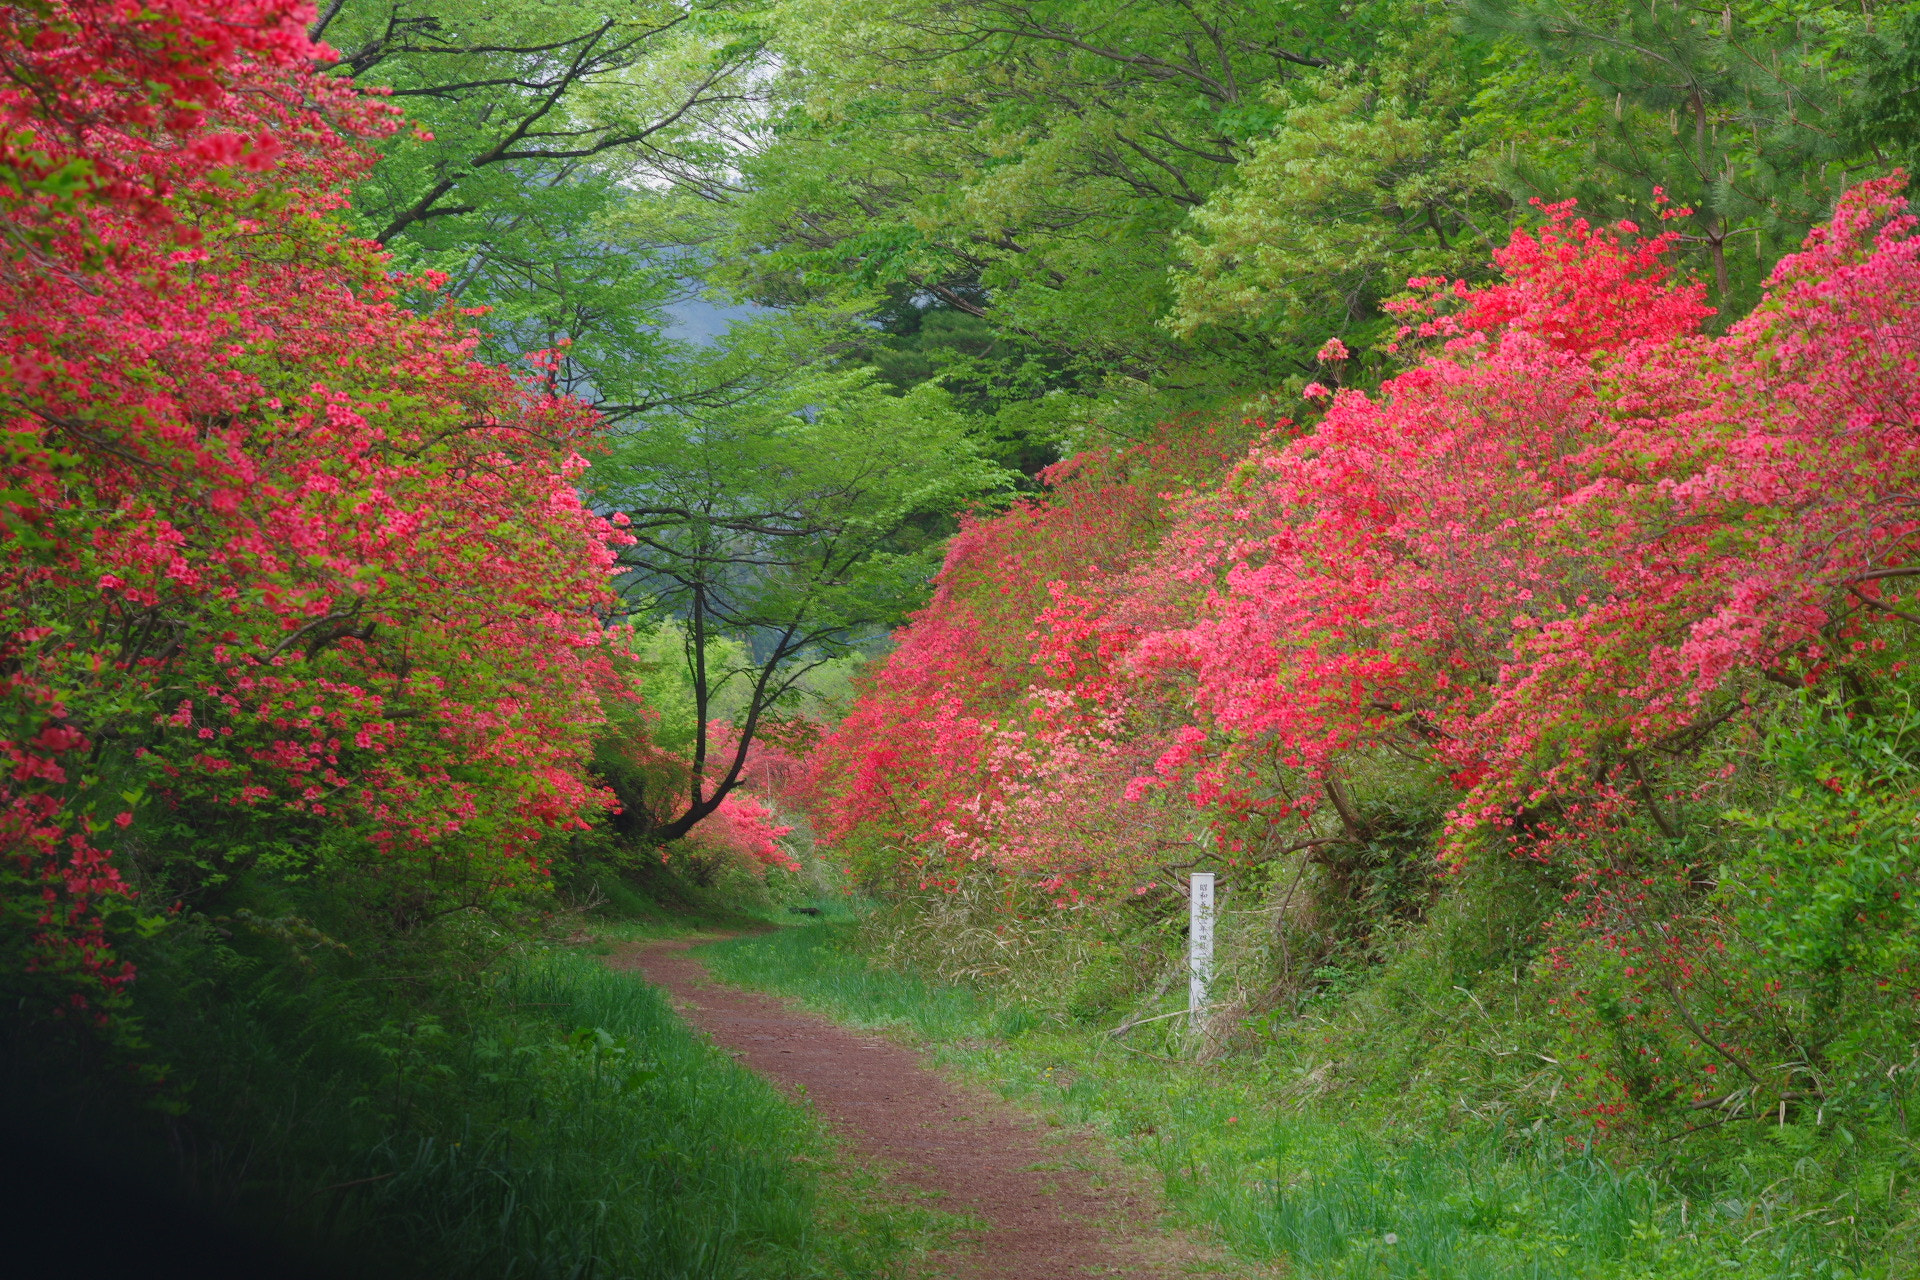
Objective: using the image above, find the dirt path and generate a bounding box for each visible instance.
[612,938,1217,1280]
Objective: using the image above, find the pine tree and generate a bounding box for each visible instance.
[1466,0,1871,310]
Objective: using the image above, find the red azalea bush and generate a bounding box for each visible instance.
[810,175,1920,1136]
[2,1,636,1018]
[680,719,798,873]
[689,790,798,874]
[806,418,1253,889]
[820,182,1920,889]
[1139,182,1916,858]
[808,184,1920,1126]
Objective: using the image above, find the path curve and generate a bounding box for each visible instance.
[611,938,1183,1280]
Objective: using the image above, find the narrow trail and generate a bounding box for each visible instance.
[612,937,1221,1280]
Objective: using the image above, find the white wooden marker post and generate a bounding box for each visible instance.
[1189,872,1215,1039]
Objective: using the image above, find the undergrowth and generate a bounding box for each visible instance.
[0,872,937,1280]
[703,923,1911,1280]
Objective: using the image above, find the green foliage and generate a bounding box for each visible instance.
[1167,24,1512,372]
[591,366,1013,841]
[616,620,755,757]
[1844,3,1920,165]
[714,0,1906,434]
[323,0,1915,478]
[1295,779,1454,960]
[326,0,767,414]
[1720,689,1920,1121]
[846,291,1074,480]
[729,0,1417,430]
[1464,0,1872,309]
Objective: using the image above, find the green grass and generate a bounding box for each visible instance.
[329,950,938,1279]
[700,923,1875,1280]
[3,919,949,1280]
[570,857,800,933]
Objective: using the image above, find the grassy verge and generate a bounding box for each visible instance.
[2,898,945,1279]
[571,856,803,933]
[702,923,1873,1280]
